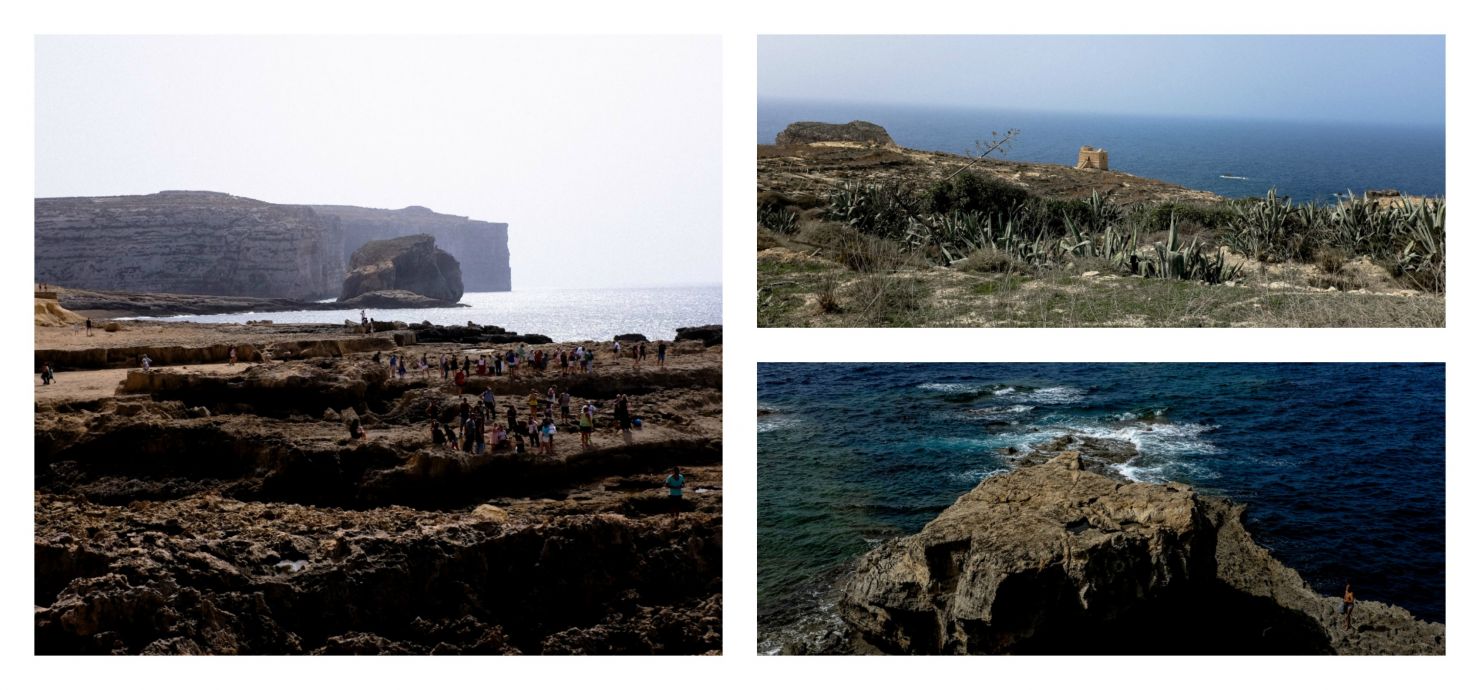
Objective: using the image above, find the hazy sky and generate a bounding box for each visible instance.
[36,36,720,289]
[759,35,1444,126]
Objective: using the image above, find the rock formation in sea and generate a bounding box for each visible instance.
[775,120,896,148]
[839,441,1444,655]
[340,235,464,303]
[311,204,511,292]
[34,191,346,300]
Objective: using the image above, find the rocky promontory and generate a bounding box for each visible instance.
[340,235,464,303]
[839,444,1444,655]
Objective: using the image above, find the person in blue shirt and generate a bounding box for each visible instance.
[664,466,685,507]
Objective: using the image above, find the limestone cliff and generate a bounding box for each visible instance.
[34,192,344,300]
[840,447,1444,655]
[340,235,464,303]
[311,205,511,292]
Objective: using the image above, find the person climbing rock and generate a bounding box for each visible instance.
[39,362,55,386]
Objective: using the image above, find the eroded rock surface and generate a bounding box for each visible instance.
[839,450,1443,655]
[35,329,723,655]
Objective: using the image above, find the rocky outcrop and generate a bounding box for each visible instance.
[775,121,896,148]
[840,449,1444,655]
[675,325,722,347]
[312,205,511,292]
[408,323,553,345]
[36,298,85,327]
[340,235,464,303]
[35,192,345,300]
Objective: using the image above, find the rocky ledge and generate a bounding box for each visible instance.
[839,444,1444,655]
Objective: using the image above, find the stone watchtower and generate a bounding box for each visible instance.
[1075,146,1109,171]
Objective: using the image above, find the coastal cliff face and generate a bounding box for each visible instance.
[311,205,511,292]
[35,192,345,300]
[839,448,1444,655]
[340,235,464,303]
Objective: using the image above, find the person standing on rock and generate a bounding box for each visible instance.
[85,317,93,336]
[657,341,668,369]
[431,419,445,447]
[1343,582,1356,631]
[579,402,595,449]
[228,346,237,366]
[458,397,472,426]
[614,394,632,443]
[560,390,572,424]
[140,354,152,372]
[481,386,496,415]
[454,367,467,390]
[397,356,407,379]
[665,466,686,507]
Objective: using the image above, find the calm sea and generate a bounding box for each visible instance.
[759,99,1445,203]
[138,285,722,343]
[757,363,1445,654]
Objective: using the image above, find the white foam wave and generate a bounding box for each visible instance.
[757,416,799,434]
[917,382,977,392]
[1017,386,1086,404]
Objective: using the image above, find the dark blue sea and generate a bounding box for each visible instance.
[756,363,1445,653]
[758,99,1446,204]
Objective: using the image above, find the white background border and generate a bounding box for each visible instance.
[5,0,1470,686]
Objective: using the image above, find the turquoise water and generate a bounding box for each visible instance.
[759,99,1445,203]
[757,363,1445,653]
[135,285,722,343]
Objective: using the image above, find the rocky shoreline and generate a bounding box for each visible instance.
[52,286,468,319]
[825,436,1443,655]
[34,321,722,654]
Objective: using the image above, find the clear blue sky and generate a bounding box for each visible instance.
[759,35,1444,127]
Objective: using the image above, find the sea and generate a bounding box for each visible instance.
[757,363,1445,654]
[759,99,1446,204]
[135,285,722,343]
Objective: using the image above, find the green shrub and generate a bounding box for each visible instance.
[925,173,1029,218]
